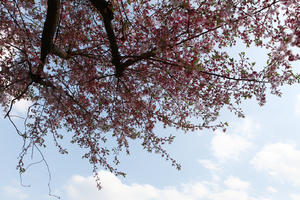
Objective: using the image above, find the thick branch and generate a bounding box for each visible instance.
[89,0,123,75]
[89,0,156,77]
[87,1,157,77]
[122,50,156,68]
[51,45,100,60]
[40,0,61,65]
[51,44,69,59]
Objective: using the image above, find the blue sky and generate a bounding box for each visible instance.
[3,82,300,200]
[2,47,300,200]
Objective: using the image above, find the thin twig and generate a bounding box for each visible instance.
[5,82,32,118]
[35,145,60,199]
[149,58,268,83]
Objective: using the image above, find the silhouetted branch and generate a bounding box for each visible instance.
[89,0,156,77]
[150,58,268,83]
[40,0,61,65]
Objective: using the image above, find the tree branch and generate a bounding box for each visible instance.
[89,0,123,76]
[51,45,101,60]
[40,0,61,65]
[51,44,69,59]
[89,0,156,77]
[5,82,32,118]
[175,0,279,46]
[150,58,268,83]
[122,49,156,68]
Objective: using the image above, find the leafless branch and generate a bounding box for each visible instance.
[150,58,268,83]
[5,82,32,118]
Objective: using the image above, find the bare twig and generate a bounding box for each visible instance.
[5,82,32,118]
[149,58,268,83]
[35,145,60,199]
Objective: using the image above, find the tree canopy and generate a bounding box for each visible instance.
[0,0,300,189]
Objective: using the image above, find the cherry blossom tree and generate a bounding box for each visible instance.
[1,0,300,189]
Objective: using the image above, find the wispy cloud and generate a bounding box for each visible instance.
[2,185,28,200]
[224,176,250,191]
[210,118,260,162]
[211,131,252,162]
[198,159,221,172]
[251,143,300,185]
[290,193,300,200]
[266,186,277,193]
[13,99,32,114]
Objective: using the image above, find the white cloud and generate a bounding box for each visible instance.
[290,193,300,200]
[198,159,221,172]
[232,118,260,139]
[209,189,255,200]
[62,171,262,200]
[2,185,28,200]
[224,176,250,191]
[13,99,31,114]
[210,118,260,162]
[266,186,277,193]
[251,143,300,185]
[211,130,252,161]
[0,96,32,117]
[65,171,196,200]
